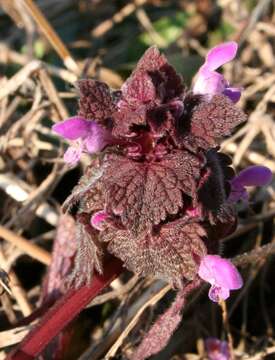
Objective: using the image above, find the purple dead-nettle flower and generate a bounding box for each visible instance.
[198,255,243,302]
[52,116,112,165]
[54,46,249,292]
[193,42,241,103]
[51,45,264,358]
[229,165,272,202]
[205,338,230,360]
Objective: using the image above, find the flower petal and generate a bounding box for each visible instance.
[198,255,243,301]
[209,285,230,302]
[52,117,91,140]
[63,146,83,166]
[229,166,272,202]
[223,87,242,103]
[193,70,226,96]
[231,165,272,187]
[228,185,248,202]
[204,42,238,71]
[84,122,111,153]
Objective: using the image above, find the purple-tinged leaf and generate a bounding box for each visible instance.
[77,79,116,123]
[112,107,147,138]
[62,159,105,214]
[43,214,77,300]
[132,46,184,101]
[133,45,167,72]
[103,151,202,233]
[101,220,206,284]
[181,94,247,151]
[68,216,104,288]
[198,150,236,226]
[120,72,156,107]
[113,47,184,138]
[132,279,201,360]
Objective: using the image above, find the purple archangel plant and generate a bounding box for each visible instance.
[8,43,272,360]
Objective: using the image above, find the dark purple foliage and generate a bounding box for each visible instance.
[180,94,246,151]
[101,220,206,286]
[63,46,247,288]
[42,214,77,301]
[102,151,201,233]
[77,79,116,124]
[132,279,201,360]
[8,45,252,360]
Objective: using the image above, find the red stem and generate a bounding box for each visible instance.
[6,258,123,360]
[14,298,56,327]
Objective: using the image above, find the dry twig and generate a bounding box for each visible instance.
[0,225,51,266]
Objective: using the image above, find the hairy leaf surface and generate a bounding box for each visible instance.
[77,79,116,123]
[67,219,103,288]
[198,150,236,226]
[101,220,206,283]
[113,47,184,137]
[182,94,247,150]
[62,161,104,213]
[132,280,201,360]
[103,151,202,232]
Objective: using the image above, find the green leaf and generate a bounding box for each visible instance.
[139,12,189,48]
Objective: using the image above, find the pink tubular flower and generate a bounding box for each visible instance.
[198,255,243,302]
[205,338,230,360]
[193,41,241,103]
[90,210,108,231]
[52,117,111,165]
[229,165,272,202]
